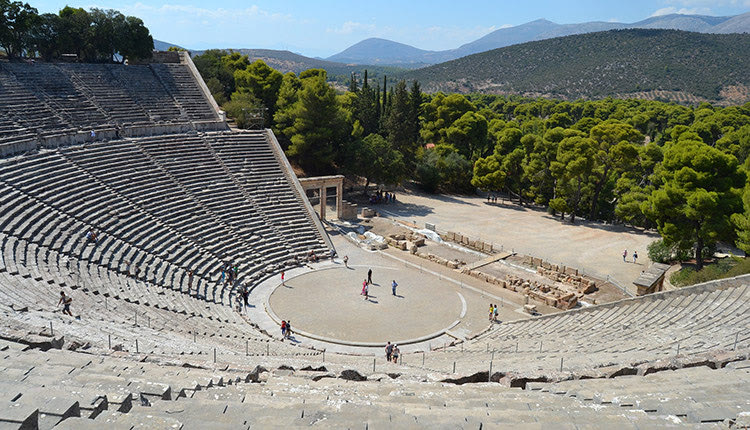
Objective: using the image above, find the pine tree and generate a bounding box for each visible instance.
[348,72,358,93]
[408,80,422,145]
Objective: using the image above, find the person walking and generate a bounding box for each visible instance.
[633,251,638,264]
[285,321,292,339]
[392,345,400,363]
[343,255,349,268]
[367,268,373,285]
[362,279,369,300]
[281,271,285,286]
[489,304,494,321]
[187,269,194,291]
[58,291,73,316]
[281,320,287,338]
[622,249,628,262]
[385,342,393,362]
[391,280,398,296]
[493,304,499,322]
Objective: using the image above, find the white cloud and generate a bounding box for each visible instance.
[117,2,292,22]
[326,21,376,35]
[650,6,711,16]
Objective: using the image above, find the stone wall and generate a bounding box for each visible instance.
[0,139,37,157]
[439,231,495,254]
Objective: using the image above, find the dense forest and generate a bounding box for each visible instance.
[0,0,153,62]
[403,29,750,105]
[194,50,750,270]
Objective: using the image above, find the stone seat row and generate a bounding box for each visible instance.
[414,280,749,375]
[0,338,730,430]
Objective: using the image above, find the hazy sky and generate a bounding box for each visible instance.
[32,0,750,57]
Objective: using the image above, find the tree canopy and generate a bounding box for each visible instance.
[0,1,153,62]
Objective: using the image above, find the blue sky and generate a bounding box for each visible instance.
[32,0,750,57]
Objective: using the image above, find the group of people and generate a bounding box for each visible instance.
[488,303,499,322]
[622,249,638,264]
[486,194,500,204]
[220,262,239,285]
[384,341,400,363]
[280,319,293,339]
[369,190,396,204]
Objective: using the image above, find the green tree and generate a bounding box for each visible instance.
[643,139,744,270]
[234,60,283,125]
[349,133,406,193]
[385,80,414,160]
[29,12,60,61]
[279,74,349,175]
[57,6,92,60]
[587,120,643,220]
[445,111,489,161]
[551,135,596,223]
[0,0,38,58]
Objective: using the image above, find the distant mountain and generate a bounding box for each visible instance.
[402,29,750,105]
[189,48,405,84]
[713,12,750,33]
[328,13,748,66]
[153,39,183,51]
[327,38,435,68]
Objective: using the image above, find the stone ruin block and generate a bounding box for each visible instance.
[565,266,578,276]
[524,304,537,314]
[533,257,543,267]
[483,242,493,253]
[390,233,406,241]
[361,208,376,218]
[461,235,470,245]
[447,261,459,269]
[411,237,425,246]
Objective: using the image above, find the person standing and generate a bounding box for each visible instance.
[392,345,400,363]
[367,268,373,285]
[187,269,194,291]
[622,249,628,262]
[58,291,73,316]
[385,342,393,362]
[281,271,285,286]
[489,304,494,321]
[362,279,368,300]
[391,280,398,296]
[281,320,287,338]
[285,321,292,339]
[633,251,638,264]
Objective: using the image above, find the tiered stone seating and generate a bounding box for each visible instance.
[1,63,110,129]
[0,60,221,144]
[61,64,152,126]
[0,66,73,138]
[108,64,184,123]
[149,63,218,121]
[204,131,329,254]
[420,278,750,377]
[1,338,744,429]
[0,130,330,306]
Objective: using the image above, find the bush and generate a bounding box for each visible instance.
[647,239,672,263]
[670,256,750,287]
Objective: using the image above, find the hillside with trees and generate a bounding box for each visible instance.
[403,29,750,106]
[194,50,750,270]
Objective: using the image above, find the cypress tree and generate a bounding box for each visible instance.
[348,72,358,93]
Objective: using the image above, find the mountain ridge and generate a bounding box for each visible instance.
[401,29,750,105]
[327,12,749,66]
